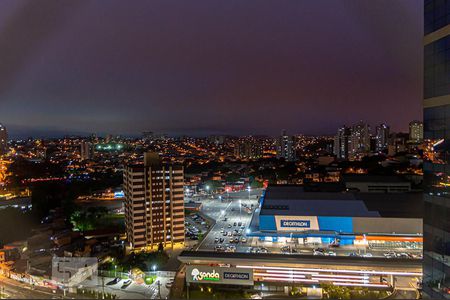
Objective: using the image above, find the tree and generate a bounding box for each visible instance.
[0,207,36,247]
[250,180,263,188]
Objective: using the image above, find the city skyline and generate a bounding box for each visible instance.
[3,119,422,139]
[0,1,436,298]
[0,1,422,137]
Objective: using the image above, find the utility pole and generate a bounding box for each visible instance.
[101,276,105,299]
[187,282,190,300]
[157,280,161,299]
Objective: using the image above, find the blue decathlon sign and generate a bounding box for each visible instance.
[280,220,311,228]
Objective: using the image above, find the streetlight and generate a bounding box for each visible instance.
[239,200,242,221]
[247,186,251,201]
[152,265,157,277]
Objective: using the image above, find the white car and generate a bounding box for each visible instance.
[384,252,396,258]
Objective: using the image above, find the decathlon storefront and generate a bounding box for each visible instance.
[248,186,423,248]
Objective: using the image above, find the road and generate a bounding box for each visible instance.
[0,276,65,299]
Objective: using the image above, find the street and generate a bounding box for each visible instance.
[0,276,65,299]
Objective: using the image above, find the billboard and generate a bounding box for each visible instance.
[280,220,311,228]
[274,216,319,232]
[186,266,253,286]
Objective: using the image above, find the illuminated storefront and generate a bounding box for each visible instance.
[249,186,423,248]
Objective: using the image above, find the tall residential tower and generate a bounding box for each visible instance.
[409,120,424,143]
[375,123,390,152]
[276,130,296,162]
[423,0,450,297]
[123,152,185,250]
[333,126,351,159]
[0,124,7,155]
[349,121,371,160]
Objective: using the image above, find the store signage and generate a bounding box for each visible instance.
[186,266,253,285]
[191,268,220,281]
[280,220,310,228]
[223,272,250,280]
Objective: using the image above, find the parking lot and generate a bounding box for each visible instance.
[184,213,210,243]
[196,189,261,253]
[195,189,423,260]
[79,273,174,299]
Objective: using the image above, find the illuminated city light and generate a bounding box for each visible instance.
[333,282,389,288]
[236,265,422,277]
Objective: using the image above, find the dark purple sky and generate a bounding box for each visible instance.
[0,1,422,137]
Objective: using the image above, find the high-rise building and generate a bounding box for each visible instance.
[375,123,389,152]
[123,152,185,250]
[276,130,296,161]
[80,141,94,160]
[409,120,424,142]
[387,132,408,156]
[349,121,371,160]
[234,137,263,159]
[333,126,351,159]
[423,1,450,297]
[0,123,8,155]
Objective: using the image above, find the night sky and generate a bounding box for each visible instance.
[0,1,423,138]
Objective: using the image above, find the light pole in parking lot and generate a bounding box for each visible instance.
[239,200,242,221]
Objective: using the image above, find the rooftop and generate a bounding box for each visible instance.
[260,186,422,218]
[342,174,409,183]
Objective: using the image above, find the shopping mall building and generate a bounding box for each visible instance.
[248,186,423,249]
[179,251,422,296]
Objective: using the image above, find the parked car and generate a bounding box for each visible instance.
[106,278,121,286]
[384,252,396,258]
[121,280,132,289]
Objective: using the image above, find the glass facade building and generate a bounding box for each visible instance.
[423,0,450,298]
